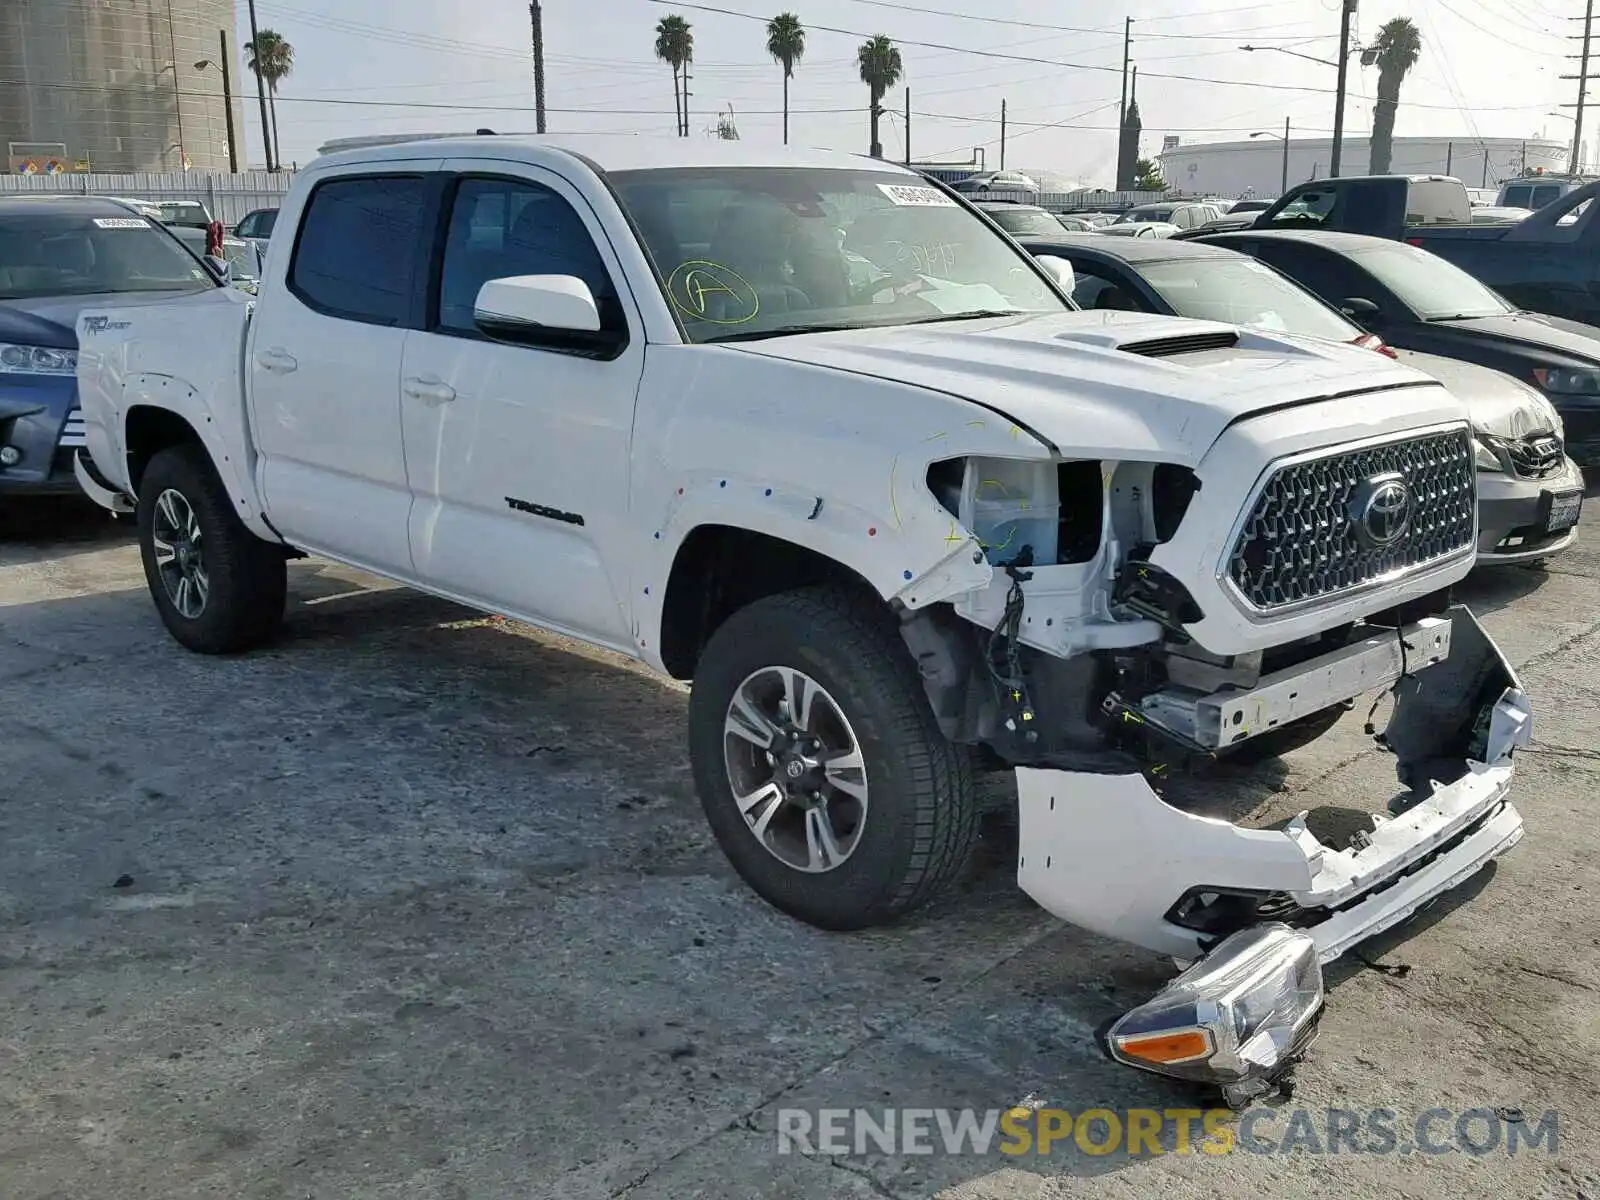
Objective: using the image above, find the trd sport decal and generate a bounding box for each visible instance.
[505,496,585,526]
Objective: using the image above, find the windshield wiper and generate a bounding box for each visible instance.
[902,309,1030,326]
[704,320,881,344]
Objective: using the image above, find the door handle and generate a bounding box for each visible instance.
[403,376,456,404]
[256,347,298,373]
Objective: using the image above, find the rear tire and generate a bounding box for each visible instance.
[688,586,979,931]
[137,443,286,654]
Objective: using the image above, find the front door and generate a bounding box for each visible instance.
[399,166,646,650]
[245,163,439,575]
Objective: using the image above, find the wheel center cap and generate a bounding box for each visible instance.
[784,759,806,781]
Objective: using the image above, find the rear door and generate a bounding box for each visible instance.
[245,162,441,574]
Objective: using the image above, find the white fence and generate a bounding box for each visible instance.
[0,171,294,224]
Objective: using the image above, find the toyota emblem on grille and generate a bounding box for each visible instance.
[1351,472,1413,547]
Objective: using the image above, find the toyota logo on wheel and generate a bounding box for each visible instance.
[1351,473,1414,547]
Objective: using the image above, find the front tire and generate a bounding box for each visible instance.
[688,586,979,931]
[137,444,286,654]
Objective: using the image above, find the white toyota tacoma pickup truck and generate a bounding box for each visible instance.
[73,135,1532,1102]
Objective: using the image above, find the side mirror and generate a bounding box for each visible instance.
[1034,254,1075,295]
[205,254,232,285]
[1341,296,1382,324]
[475,274,602,340]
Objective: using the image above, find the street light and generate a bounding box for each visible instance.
[1251,118,1292,195]
[194,33,241,174]
[1240,44,1342,69]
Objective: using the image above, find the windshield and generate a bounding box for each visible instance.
[985,206,1067,235]
[0,210,214,300]
[1140,256,1359,341]
[608,167,1066,343]
[1350,241,1514,320]
[1117,207,1171,224]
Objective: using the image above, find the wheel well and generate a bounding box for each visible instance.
[124,405,202,494]
[658,525,880,680]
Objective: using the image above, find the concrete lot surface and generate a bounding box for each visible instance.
[3,495,1600,1199]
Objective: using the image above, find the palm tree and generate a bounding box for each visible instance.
[245,30,294,170]
[654,15,693,136]
[1368,17,1421,175]
[857,35,902,159]
[766,13,805,146]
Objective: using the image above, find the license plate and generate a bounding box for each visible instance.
[1545,489,1583,533]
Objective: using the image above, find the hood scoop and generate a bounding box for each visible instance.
[1120,330,1241,358]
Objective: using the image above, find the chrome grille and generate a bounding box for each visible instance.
[1502,432,1564,479]
[1227,427,1476,612]
[58,408,87,448]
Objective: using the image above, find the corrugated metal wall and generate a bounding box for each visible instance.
[0,169,292,223]
[1,0,249,173]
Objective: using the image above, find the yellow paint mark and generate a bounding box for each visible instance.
[889,456,903,530]
[923,431,949,443]
[665,260,761,325]
[965,420,987,429]
[1008,423,1021,440]
[944,522,966,545]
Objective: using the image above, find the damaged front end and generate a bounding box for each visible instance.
[897,428,1528,1104]
[1019,605,1530,1103]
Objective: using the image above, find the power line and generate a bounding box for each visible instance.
[640,0,1574,110]
[842,0,1323,43]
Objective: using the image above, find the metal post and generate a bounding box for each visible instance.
[1330,0,1356,178]
[683,55,692,137]
[246,0,274,170]
[1118,18,1132,135]
[219,30,239,173]
[164,0,187,169]
[1282,116,1290,193]
[1445,140,1453,176]
[904,87,911,164]
[530,1,547,134]
[1572,0,1594,174]
[999,99,1007,170]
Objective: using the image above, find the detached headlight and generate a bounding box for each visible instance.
[1532,366,1600,395]
[1105,924,1324,1106]
[0,343,77,376]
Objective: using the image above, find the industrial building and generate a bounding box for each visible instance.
[1,0,248,174]
[1157,134,1569,199]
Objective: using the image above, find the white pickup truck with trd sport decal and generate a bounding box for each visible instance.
[72,135,1532,1104]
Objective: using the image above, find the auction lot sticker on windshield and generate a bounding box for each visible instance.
[93,218,150,229]
[877,183,957,207]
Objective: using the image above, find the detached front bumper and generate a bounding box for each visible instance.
[1015,605,1530,1095]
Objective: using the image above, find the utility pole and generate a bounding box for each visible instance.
[999,99,1007,169]
[1118,18,1133,135]
[904,87,911,164]
[683,54,692,137]
[1281,116,1290,193]
[1329,0,1357,178]
[245,0,274,170]
[219,30,239,173]
[1564,0,1595,174]
[529,1,547,133]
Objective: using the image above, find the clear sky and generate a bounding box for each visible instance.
[239,0,1581,183]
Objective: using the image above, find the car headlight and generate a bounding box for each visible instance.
[1105,924,1324,1107]
[0,343,77,377]
[1475,434,1506,472]
[1532,366,1600,395]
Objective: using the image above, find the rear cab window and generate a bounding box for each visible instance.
[287,174,431,325]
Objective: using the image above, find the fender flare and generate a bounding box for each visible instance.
[120,372,276,541]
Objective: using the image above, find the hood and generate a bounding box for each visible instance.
[0,288,225,348]
[1434,310,1600,365]
[730,310,1444,464]
[1393,349,1560,439]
